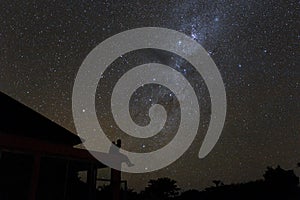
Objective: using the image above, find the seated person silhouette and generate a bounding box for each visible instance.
[109,139,134,168]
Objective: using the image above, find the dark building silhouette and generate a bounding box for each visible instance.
[0,91,121,200]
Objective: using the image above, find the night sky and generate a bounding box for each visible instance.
[0,0,299,191]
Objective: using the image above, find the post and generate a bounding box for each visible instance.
[88,163,97,200]
[111,139,122,200]
[29,153,41,200]
[63,160,70,200]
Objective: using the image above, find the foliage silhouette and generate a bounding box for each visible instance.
[123,165,300,200]
[175,165,300,200]
[140,177,180,200]
[212,180,224,187]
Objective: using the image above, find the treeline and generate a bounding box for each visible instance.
[98,165,300,200]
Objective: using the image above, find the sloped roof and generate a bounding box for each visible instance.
[0,91,81,146]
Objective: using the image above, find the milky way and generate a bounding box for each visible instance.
[0,0,299,191]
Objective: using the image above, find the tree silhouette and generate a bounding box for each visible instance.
[263,165,299,188]
[140,177,180,200]
[212,180,224,187]
[178,189,201,200]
